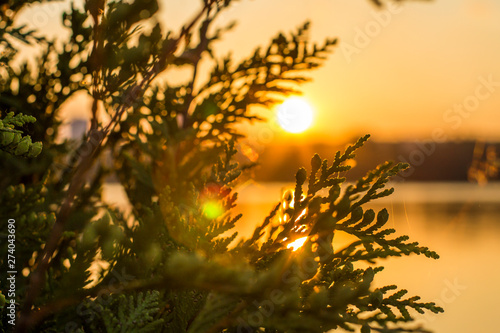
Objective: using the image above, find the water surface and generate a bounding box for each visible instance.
[234,182,500,333]
[103,182,500,332]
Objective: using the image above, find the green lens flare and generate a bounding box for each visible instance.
[203,201,224,219]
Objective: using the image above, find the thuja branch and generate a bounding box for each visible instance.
[16,2,219,331]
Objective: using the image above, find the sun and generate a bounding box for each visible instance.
[277,97,314,133]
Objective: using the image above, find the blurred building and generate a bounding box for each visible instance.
[70,119,88,139]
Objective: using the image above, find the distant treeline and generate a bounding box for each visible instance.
[251,141,500,182]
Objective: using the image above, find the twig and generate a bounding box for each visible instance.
[15,2,216,331]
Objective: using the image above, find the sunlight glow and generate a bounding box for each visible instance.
[295,208,307,222]
[287,236,308,251]
[277,97,314,133]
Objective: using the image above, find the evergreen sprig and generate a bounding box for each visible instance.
[84,291,164,333]
[0,112,42,157]
[0,1,443,332]
[222,135,443,333]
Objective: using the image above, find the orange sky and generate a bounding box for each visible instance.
[161,0,500,143]
[17,0,500,143]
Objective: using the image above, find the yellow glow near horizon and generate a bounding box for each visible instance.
[277,97,314,134]
[287,236,308,251]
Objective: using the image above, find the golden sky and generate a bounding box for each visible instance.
[18,0,500,143]
[161,0,500,143]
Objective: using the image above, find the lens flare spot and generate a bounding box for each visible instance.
[203,201,224,219]
[287,236,308,251]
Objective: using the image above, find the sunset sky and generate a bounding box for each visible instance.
[11,5,500,331]
[162,0,500,143]
[18,0,500,143]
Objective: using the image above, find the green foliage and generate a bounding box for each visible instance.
[0,178,54,304]
[0,1,441,333]
[82,291,164,333]
[0,112,42,157]
[186,292,240,333]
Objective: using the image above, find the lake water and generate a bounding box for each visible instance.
[103,182,500,333]
[233,182,500,333]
